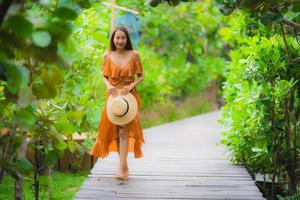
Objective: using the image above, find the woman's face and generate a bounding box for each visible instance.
[113,30,127,50]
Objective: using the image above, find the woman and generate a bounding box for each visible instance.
[90,26,144,180]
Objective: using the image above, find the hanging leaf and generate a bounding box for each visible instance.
[16,158,33,175]
[55,6,78,20]
[47,18,72,40]
[32,82,49,99]
[32,31,52,47]
[39,175,52,186]
[260,11,277,26]
[5,15,33,38]
[273,12,284,24]
[3,63,22,94]
[55,116,77,135]
[76,0,91,9]
[41,67,64,86]
[17,85,33,108]
[15,105,37,127]
[44,150,60,167]
[150,0,162,7]
[54,141,67,151]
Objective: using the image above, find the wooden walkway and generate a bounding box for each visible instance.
[75,111,265,200]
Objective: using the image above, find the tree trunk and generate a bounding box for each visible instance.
[270,80,278,200]
[284,97,296,194]
[14,132,28,200]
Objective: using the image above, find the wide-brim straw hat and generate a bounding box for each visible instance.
[106,91,138,126]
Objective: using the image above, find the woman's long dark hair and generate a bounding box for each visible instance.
[109,26,134,51]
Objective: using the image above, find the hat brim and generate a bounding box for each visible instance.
[106,92,138,126]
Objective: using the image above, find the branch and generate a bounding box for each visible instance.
[281,18,300,32]
[291,57,300,63]
[280,23,291,64]
[0,0,14,27]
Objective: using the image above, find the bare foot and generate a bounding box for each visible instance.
[115,167,128,176]
[115,167,129,180]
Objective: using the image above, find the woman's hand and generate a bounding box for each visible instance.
[108,85,119,97]
[120,83,134,95]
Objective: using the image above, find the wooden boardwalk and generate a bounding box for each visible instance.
[75,111,265,200]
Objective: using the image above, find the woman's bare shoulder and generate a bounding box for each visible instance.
[103,51,109,58]
[132,50,140,58]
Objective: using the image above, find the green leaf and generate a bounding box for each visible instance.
[15,105,37,126]
[76,0,91,9]
[260,11,277,26]
[44,150,60,167]
[67,110,84,121]
[79,114,90,132]
[32,83,51,99]
[16,158,33,175]
[39,175,52,186]
[42,68,64,86]
[273,12,284,24]
[47,18,72,40]
[17,85,33,108]
[19,66,30,87]
[67,140,76,153]
[4,164,20,180]
[32,31,52,47]
[0,100,8,118]
[55,141,67,151]
[55,116,76,135]
[149,0,162,7]
[32,67,62,99]
[6,15,33,38]
[82,137,94,149]
[55,6,78,20]
[4,63,22,94]
[74,141,84,154]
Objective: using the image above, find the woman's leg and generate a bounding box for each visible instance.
[116,126,129,176]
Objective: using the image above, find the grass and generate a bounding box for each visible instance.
[0,170,89,200]
[141,93,214,128]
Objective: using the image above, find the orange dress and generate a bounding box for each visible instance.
[90,50,145,159]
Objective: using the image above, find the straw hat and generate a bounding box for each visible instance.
[106,91,138,126]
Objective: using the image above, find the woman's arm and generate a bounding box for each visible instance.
[102,51,119,96]
[120,75,144,95]
[130,74,144,88]
[103,76,118,96]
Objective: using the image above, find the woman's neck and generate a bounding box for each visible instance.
[115,48,127,54]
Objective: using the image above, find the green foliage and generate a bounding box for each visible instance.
[219,5,300,198]
[142,94,212,128]
[141,0,226,99]
[0,170,89,200]
[0,0,93,198]
[15,158,33,176]
[278,192,300,200]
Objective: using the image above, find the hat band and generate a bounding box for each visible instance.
[114,98,129,117]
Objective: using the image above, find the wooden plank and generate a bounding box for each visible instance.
[75,111,265,200]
